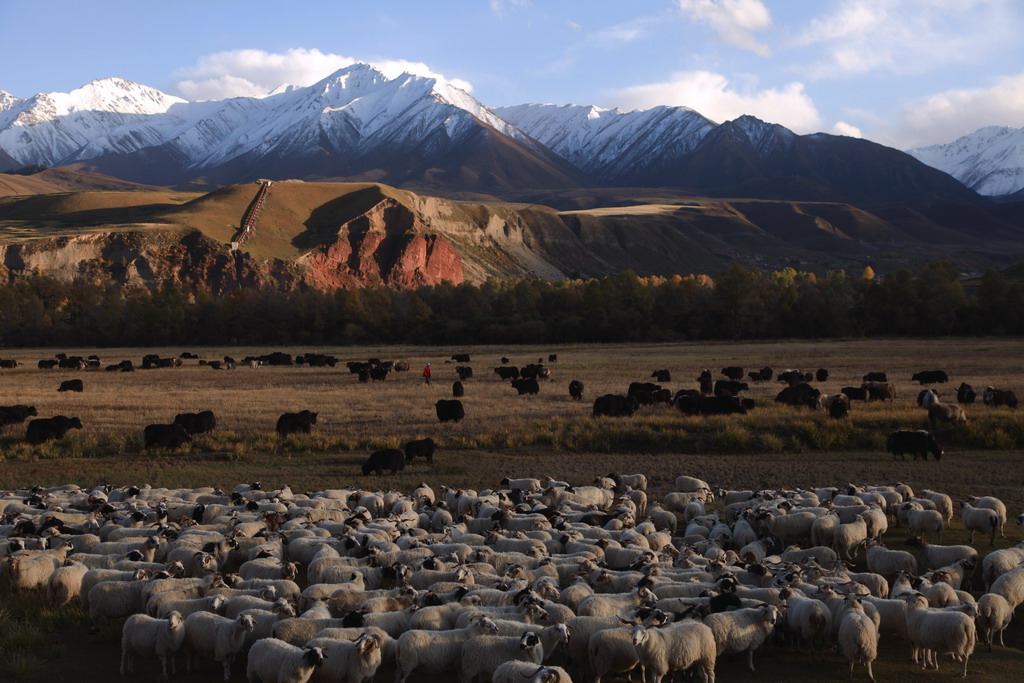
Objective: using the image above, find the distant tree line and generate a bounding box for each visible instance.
[0,260,1021,348]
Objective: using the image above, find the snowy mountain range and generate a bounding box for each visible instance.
[908,126,1024,196]
[0,65,989,203]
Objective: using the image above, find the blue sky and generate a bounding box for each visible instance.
[2,0,1023,148]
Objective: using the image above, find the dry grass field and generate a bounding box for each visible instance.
[1,338,1023,681]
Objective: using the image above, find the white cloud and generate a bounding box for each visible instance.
[173,48,472,101]
[895,71,1024,147]
[591,24,645,44]
[612,70,822,133]
[678,0,773,57]
[794,0,1018,79]
[489,0,530,17]
[832,121,863,138]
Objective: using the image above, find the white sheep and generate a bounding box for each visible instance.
[990,565,1024,611]
[976,593,1013,651]
[587,625,642,683]
[902,593,976,676]
[577,587,655,617]
[305,633,384,683]
[982,541,1024,590]
[630,621,717,683]
[88,578,151,631]
[782,592,833,653]
[460,630,545,683]
[155,593,227,619]
[703,604,780,671]
[838,596,878,683]
[919,489,954,523]
[565,615,627,675]
[120,611,186,677]
[906,509,944,543]
[184,612,256,681]
[245,639,326,683]
[966,495,1007,538]
[864,540,917,579]
[8,552,62,591]
[905,537,978,572]
[47,560,89,606]
[960,502,1000,545]
[492,661,573,683]
[832,515,869,562]
[393,615,500,682]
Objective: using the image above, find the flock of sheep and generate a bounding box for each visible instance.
[2,473,1023,682]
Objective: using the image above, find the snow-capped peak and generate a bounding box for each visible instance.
[36,77,186,118]
[0,90,23,113]
[908,125,1024,196]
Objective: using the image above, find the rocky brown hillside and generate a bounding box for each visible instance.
[1,178,1023,291]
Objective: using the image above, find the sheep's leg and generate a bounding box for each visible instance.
[747,647,756,672]
[866,660,875,682]
[999,628,1006,647]
[119,648,129,675]
[960,653,969,678]
[848,659,854,678]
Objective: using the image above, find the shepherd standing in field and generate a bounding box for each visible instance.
[423,363,432,384]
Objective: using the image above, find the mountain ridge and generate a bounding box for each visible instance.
[0,68,988,205]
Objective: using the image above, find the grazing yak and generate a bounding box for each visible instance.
[369,365,389,381]
[362,449,406,476]
[452,381,465,397]
[842,386,869,401]
[451,353,471,363]
[928,403,967,430]
[58,379,84,393]
[913,370,949,384]
[777,369,807,386]
[568,380,584,401]
[0,405,37,427]
[494,366,519,380]
[276,410,318,436]
[816,368,829,382]
[404,438,436,465]
[863,372,888,383]
[863,381,896,402]
[677,395,747,416]
[435,399,465,423]
[593,394,637,417]
[26,416,83,445]
[957,382,976,404]
[818,393,850,419]
[548,354,558,362]
[456,366,473,381]
[721,366,744,381]
[917,389,940,408]
[776,383,820,408]
[174,410,216,435]
[651,369,671,382]
[984,387,1019,408]
[511,378,540,395]
[886,430,943,461]
[144,423,192,450]
[714,380,748,397]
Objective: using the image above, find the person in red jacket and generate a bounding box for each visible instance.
[422,363,432,384]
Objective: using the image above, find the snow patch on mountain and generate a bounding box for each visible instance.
[495,103,715,180]
[908,126,1024,196]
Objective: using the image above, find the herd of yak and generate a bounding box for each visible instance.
[0,351,1020,470]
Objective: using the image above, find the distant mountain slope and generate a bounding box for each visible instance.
[2,182,1021,294]
[0,167,165,196]
[0,70,988,205]
[0,66,586,194]
[908,126,1024,197]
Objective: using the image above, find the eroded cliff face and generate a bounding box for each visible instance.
[296,198,465,288]
[0,183,736,292]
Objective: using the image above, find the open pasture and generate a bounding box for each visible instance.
[1,339,1023,681]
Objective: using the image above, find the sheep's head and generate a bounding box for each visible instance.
[356,634,380,655]
[519,632,541,650]
[630,624,650,647]
[302,646,326,669]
